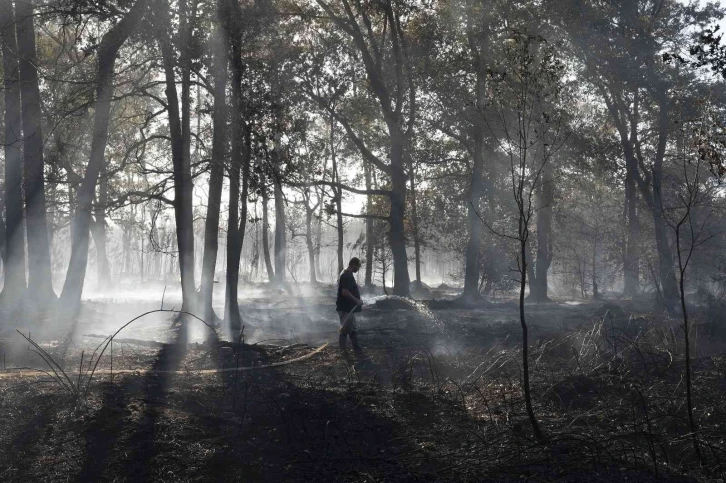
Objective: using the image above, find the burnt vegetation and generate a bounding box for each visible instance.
[2,0,726,481]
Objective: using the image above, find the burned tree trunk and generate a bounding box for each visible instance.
[651,94,678,308]
[303,188,318,284]
[623,170,640,296]
[93,165,112,290]
[330,115,344,275]
[225,13,249,332]
[273,178,286,285]
[0,0,26,303]
[261,186,275,282]
[389,133,410,297]
[16,0,54,303]
[528,162,554,302]
[155,0,197,311]
[60,0,149,311]
[462,127,486,302]
[409,160,422,286]
[200,5,228,323]
[364,161,374,286]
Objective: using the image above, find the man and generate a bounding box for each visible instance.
[336,257,363,352]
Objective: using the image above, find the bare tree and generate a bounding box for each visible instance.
[482,32,567,440]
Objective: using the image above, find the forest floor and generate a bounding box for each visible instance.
[1,284,725,482]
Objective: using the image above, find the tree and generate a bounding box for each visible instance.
[224,0,252,332]
[486,31,567,439]
[307,0,416,296]
[662,104,724,461]
[552,0,722,308]
[16,0,55,304]
[199,0,229,323]
[153,0,198,311]
[0,0,26,304]
[60,0,150,312]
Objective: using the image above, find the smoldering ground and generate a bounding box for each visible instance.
[3,282,726,481]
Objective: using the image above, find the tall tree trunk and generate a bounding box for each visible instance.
[520,222,543,440]
[91,213,111,289]
[273,178,286,285]
[409,161,421,285]
[463,128,486,302]
[200,4,228,323]
[651,92,678,307]
[331,116,344,275]
[156,0,196,311]
[623,170,640,296]
[123,226,131,276]
[16,0,54,304]
[225,17,249,332]
[389,134,410,297]
[0,215,6,268]
[364,161,374,286]
[462,5,489,303]
[93,165,112,289]
[59,0,149,311]
[305,206,317,283]
[314,183,324,282]
[529,162,554,302]
[0,0,26,302]
[261,186,275,282]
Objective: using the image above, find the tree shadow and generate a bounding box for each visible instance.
[118,326,188,481]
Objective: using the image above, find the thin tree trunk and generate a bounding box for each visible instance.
[364,161,374,286]
[16,0,54,304]
[273,179,286,285]
[200,3,228,323]
[520,224,543,440]
[314,184,324,282]
[91,213,111,289]
[462,11,489,302]
[331,115,344,275]
[623,170,640,295]
[0,0,26,302]
[529,162,554,302]
[675,225,701,461]
[225,16,248,332]
[409,161,421,284]
[0,215,6,268]
[156,0,196,311]
[389,132,410,297]
[93,165,112,289]
[463,127,486,301]
[305,206,317,283]
[651,93,679,308]
[261,186,275,282]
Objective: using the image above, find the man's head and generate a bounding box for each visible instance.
[348,257,361,273]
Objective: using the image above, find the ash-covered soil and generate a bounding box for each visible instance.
[0,285,724,482]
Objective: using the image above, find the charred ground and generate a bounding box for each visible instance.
[1,285,725,482]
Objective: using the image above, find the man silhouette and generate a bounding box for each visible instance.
[336,257,363,351]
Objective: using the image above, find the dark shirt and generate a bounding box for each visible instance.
[336,270,361,313]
